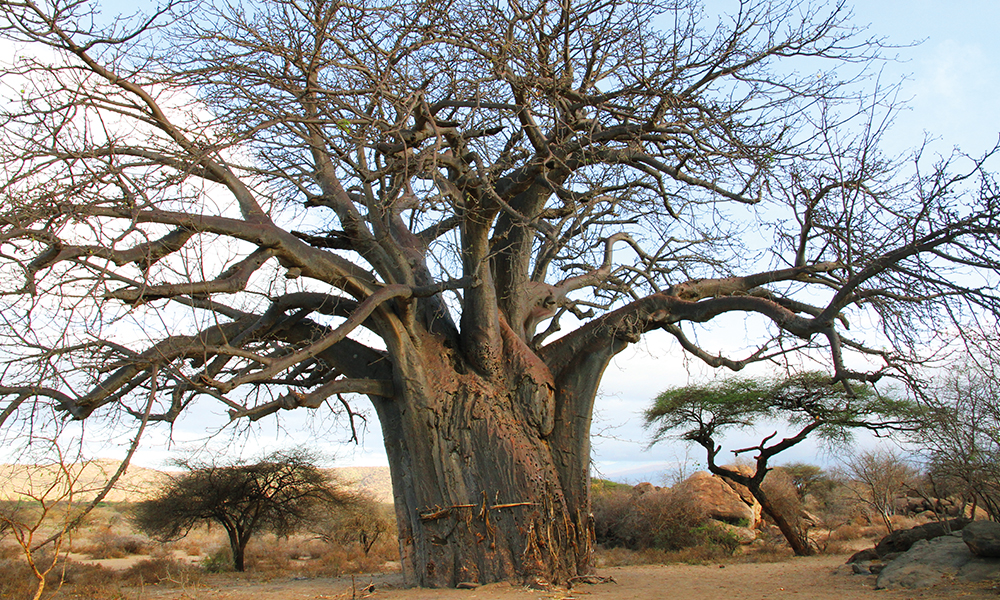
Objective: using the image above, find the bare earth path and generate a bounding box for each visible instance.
[142,555,999,600]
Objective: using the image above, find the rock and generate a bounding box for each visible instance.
[875,532,1000,589]
[799,509,821,527]
[847,548,879,563]
[875,518,970,557]
[718,465,765,526]
[672,471,759,527]
[868,562,886,574]
[963,520,1000,557]
[633,482,659,495]
[851,563,869,575]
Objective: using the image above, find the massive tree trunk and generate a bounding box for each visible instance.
[370,323,614,587]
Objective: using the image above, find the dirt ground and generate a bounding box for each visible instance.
[137,554,1000,600]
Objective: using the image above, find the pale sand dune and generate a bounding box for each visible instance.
[0,459,169,503]
[0,461,393,504]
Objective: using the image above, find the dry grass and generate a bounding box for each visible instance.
[241,531,400,578]
[0,496,401,600]
[76,529,151,559]
[1,467,939,598]
[594,537,795,568]
[826,522,886,542]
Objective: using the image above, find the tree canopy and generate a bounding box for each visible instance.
[133,448,350,572]
[0,0,998,586]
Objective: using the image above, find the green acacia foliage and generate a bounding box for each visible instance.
[133,448,351,572]
[645,372,919,450]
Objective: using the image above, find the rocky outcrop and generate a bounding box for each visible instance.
[672,471,760,527]
[874,518,970,556]
[892,496,962,517]
[963,520,1000,558]
[846,548,879,564]
[633,482,660,495]
[875,532,1000,589]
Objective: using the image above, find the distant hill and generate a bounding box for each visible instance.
[329,466,393,504]
[0,459,168,503]
[0,461,394,505]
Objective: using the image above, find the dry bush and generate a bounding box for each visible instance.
[0,559,39,600]
[593,530,752,567]
[592,486,718,552]
[201,545,234,573]
[75,504,128,531]
[823,538,873,554]
[176,538,205,557]
[592,488,644,548]
[58,561,122,590]
[0,557,119,600]
[122,556,201,586]
[0,543,20,560]
[164,522,225,558]
[241,531,399,578]
[592,546,673,567]
[826,522,885,542]
[308,494,394,556]
[666,540,745,564]
[77,528,150,559]
[887,514,922,531]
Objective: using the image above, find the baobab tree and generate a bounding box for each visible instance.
[0,0,998,587]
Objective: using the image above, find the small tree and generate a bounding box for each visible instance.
[645,372,918,555]
[913,361,1000,521]
[0,442,82,600]
[133,449,350,572]
[309,491,392,556]
[838,447,917,532]
[782,462,836,501]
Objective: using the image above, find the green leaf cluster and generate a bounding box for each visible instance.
[644,371,920,447]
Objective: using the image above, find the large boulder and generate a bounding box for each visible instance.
[875,518,970,557]
[632,482,660,495]
[875,532,1000,589]
[846,548,879,564]
[672,471,759,527]
[963,520,1000,558]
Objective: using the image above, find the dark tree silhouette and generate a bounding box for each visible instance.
[133,449,350,572]
[1,0,999,586]
[645,372,919,555]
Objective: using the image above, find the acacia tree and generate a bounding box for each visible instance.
[644,372,919,555]
[133,449,350,572]
[0,0,999,587]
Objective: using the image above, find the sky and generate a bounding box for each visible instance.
[594,0,1000,481]
[7,0,1000,482]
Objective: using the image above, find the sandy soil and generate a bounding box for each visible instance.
[136,554,1000,600]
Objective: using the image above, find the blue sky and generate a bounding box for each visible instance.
[16,1,1000,481]
[595,0,1000,481]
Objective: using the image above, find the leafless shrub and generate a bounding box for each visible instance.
[593,486,712,552]
[837,447,919,533]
